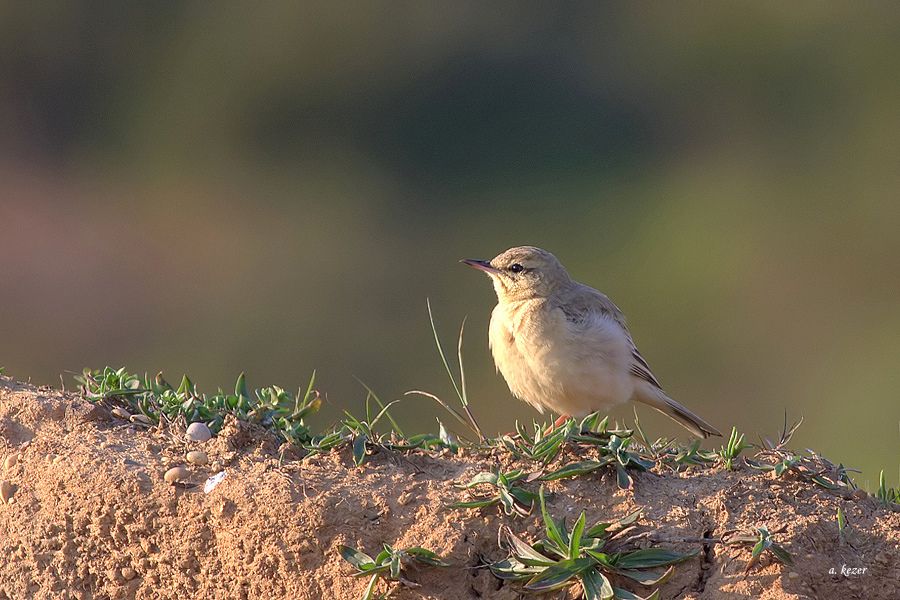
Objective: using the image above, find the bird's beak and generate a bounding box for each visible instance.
[460,258,500,274]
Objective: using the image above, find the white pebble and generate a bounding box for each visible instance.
[185,422,212,443]
[186,451,208,466]
[164,467,189,485]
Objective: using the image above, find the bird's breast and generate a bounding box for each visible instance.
[489,300,634,416]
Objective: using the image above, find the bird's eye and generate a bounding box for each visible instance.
[509,263,524,273]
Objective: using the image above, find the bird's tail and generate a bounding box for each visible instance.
[633,383,721,438]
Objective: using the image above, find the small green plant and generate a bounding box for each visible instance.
[77,366,141,401]
[745,423,858,492]
[750,416,859,487]
[875,469,899,506]
[300,427,351,458]
[449,469,539,516]
[334,386,464,466]
[717,427,750,470]
[726,526,793,572]
[631,409,671,461]
[500,418,573,464]
[490,487,696,599]
[339,392,404,466]
[540,436,654,490]
[744,450,855,491]
[836,506,847,542]
[501,414,634,467]
[383,427,453,453]
[339,543,448,600]
[632,412,722,472]
[539,458,613,482]
[747,453,801,478]
[670,439,716,469]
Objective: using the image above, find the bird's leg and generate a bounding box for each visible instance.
[550,414,570,431]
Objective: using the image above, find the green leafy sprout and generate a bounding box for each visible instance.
[500,412,618,465]
[537,430,654,490]
[744,450,857,491]
[726,526,793,573]
[742,417,858,491]
[489,487,696,600]
[876,469,899,506]
[717,427,751,471]
[339,543,448,600]
[448,469,539,516]
[836,506,848,543]
[340,390,405,467]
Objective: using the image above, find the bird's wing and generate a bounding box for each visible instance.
[562,284,665,390]
[629,348,662,389]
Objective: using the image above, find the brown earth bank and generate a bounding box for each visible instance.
[0,376,897,600]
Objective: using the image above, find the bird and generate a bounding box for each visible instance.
[462,246,721,438]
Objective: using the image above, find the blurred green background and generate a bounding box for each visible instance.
[1,3,898,486]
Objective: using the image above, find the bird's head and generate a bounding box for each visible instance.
[462,246,573,302]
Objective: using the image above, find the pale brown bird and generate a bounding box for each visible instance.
[462,246,721,438]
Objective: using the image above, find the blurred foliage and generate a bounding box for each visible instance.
[1,3,898,485]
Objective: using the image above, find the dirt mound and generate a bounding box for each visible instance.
[0,376,897,599]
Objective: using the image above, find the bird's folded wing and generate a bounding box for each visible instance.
[564,284,665,390]
[629,348,662,389]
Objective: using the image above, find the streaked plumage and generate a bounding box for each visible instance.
[463,246,721,438]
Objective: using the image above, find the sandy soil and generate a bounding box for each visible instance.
[0,376,897,599]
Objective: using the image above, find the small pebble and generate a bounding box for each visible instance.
[111,407,132,419]
[120,567,137,580]
[3,453,19,470]
[164,467,189,485]
[789,572,800,579]
[130,414,152,426]
[186,451,208,466]
[0,480,15,503]
[185,422,211,443]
